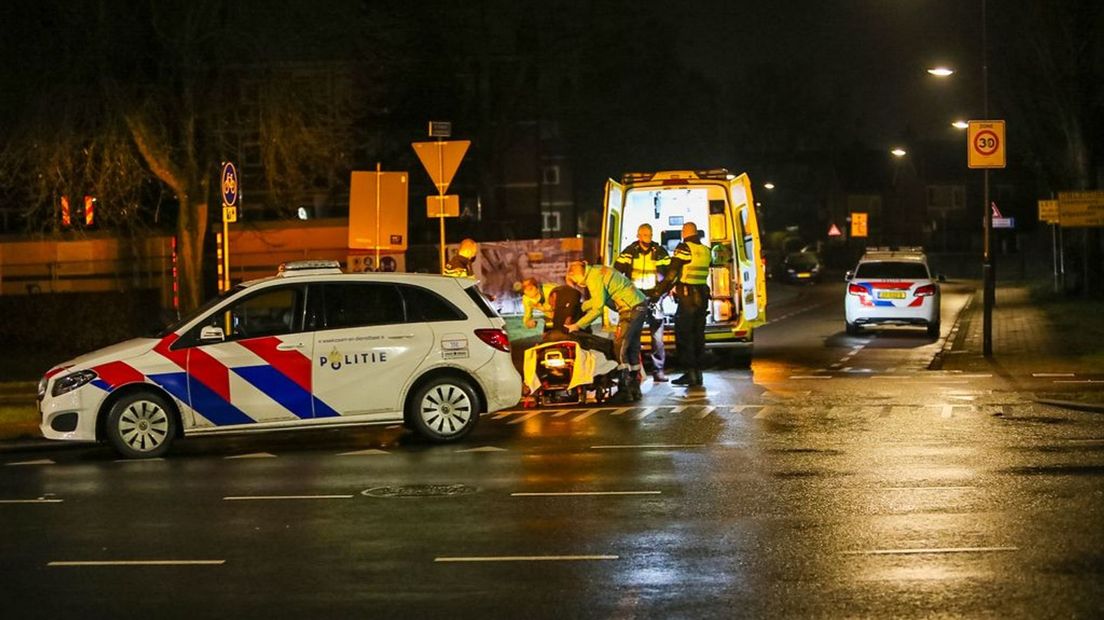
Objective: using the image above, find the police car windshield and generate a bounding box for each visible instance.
[855,261,929,279]
[155,285,245,337]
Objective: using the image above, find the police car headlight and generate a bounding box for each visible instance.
[37,376,48,400]
[51,370,97,397]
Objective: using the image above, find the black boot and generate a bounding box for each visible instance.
[629,372,643,401]
[610,370,634,403]
[672,373,693,386]
[688,370,704,388]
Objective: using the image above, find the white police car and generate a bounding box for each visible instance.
[844,248,942,338]
[38,261,521,458]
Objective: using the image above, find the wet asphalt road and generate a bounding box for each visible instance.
[3,281,1104,618]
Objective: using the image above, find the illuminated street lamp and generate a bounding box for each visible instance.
[890,148,907,158]
[927,66,955,77]
[763,182,775,190]
[951,120,969,129]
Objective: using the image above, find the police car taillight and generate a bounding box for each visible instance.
[474,328,510,352]
[848,284,866,296]
[914,284,937,297]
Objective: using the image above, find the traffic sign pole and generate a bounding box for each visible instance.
[437,139,446,273]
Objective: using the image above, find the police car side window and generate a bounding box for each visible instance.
[399,285,466,322]
[225,287,303,341]
[321,283,404,330]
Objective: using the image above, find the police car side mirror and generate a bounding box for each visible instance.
[199,325,225,343]
[844,271,853,281]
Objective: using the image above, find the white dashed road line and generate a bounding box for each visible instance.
[1033,372,1075,378]
[49,560,226,567]
[223,495,354,501]
[591,443,704,450]
[0,498,64,504]
[434,555,618,563]
[510,491,661,497]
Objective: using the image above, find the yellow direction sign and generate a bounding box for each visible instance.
[967,120,1006,169]
[1057,190,1104,228]
[412,140,470,194]
[222,205,238,224]
[1037,200,1059,224]
[850,212,868,238]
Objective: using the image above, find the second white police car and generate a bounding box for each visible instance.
[844,248,943,338]
[38,261,522,459]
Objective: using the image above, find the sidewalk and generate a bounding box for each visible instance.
[939,282,1104,410]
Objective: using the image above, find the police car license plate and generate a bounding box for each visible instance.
[796,272,811,278]
[878,291,907,300]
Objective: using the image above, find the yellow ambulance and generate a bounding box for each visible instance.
[601,169,767,363]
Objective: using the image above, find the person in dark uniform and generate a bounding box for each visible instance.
[443,238,478,277]
[650,222,711,388]
[615,223,671,382]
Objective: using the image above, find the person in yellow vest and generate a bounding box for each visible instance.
[564,261,648,402]
[615,223,671,382]
[443,238,478,277]
[650,222,711,388]
[521,278,556,330]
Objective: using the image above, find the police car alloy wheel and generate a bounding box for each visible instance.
[410,377,479,442]
[105,392,176,459]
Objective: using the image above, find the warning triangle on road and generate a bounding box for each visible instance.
[827,223,843,237]
[412,140,470,194]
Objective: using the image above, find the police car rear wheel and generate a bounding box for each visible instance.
[105,392,176,459]
[411,378,479,442]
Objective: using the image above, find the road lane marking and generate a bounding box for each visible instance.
[338,448,390,456]
[789,375,832,380]
[224,453,276,459]
[223,495,354,501]
[878,486,978,491]
[1054,379,1104,384]
[696,406,716,418]
[590,443,704,450]
[508,411,542,424]
[609,407,634,416]
[754,406,778,419]
[1033,372,1074,377]
[842,546,1017,556]
[573,409,599,421]
[6,459,55,466]
[491,411,516,420]
[551,409,574,417]
[49,560,226,567]
[455,446,508,453]
[434,555,618,563]
[510,491,661,497]
[0,498,64,504]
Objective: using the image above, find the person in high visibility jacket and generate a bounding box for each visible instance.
[564,261,647,402]
[521,278,557,330]
[615,223,671,382]
[443,238,478,278]
[650,222,711,388]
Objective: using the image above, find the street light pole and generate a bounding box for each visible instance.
[981,0,995,356]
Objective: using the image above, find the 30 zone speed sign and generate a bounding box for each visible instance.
[967,120,1006,169]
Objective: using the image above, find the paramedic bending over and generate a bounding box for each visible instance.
[563,261,647,402]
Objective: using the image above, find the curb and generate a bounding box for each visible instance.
[928,289,975,371]
[0,437,65,454]
[1035,398,1104,414]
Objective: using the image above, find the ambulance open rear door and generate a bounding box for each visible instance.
[600,179,625,266]
[729,174,767,326]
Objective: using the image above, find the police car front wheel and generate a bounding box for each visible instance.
[409,377,479,442]
[105,392,176,459]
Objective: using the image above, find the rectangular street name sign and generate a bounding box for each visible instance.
[992,217,1015,229]
[426,194,460,218]
[428,121,452,138]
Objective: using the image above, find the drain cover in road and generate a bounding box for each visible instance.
[362,484,478,498]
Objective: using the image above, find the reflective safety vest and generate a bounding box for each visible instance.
[615,242,670,290]
[676,241,711,286]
